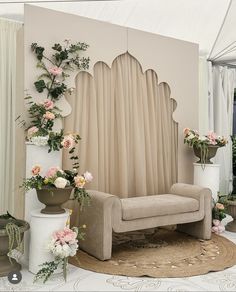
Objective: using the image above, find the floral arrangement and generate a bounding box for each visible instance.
[183,128,227,165]
[22,165,93,207]
[212,197,227,234]
[183,128,227,148]
[17,40,90,151]
[34,226,85,283]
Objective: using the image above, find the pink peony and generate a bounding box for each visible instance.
[44,99,54,110]
[45,166,61,178]
[207,131,217,145]
[53,227,78,245]
[31,165,41,176]
[74,175,86,188]
[43,111,55,120]
[61,135,75,150]
[83,171,93,183]
[49,66,63,76]
[212,219,225,234]
[27,126,39,138]
[212,219,220,227]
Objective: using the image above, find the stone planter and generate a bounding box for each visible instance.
[226,200,236,232]
[36,186,73,214]
[0,219,29,277]
[193,145,219,164]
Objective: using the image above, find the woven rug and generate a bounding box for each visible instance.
[70,229,236,278]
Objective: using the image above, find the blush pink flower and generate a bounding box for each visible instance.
[27,126,39,138]
[49,66,63,76]
[43,111,55,120]
[44,99,54,110]
[61,135,75,150]
[31,165,41,176]
[45,166,61,178]
[74,175,86,188]
[207,131,217,145]
[215,203,224,210]
[183,128,190,136]
[53,227,78,245]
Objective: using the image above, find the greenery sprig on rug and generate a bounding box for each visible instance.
[34,226,85,283]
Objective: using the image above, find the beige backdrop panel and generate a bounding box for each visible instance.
[24,5,198,185]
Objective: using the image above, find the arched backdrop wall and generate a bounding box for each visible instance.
[24,5,199,196]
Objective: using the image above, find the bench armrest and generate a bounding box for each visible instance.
[170,183,212,200]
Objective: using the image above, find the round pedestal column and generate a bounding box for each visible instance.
[193,163,220,201]
[29,209,69,274]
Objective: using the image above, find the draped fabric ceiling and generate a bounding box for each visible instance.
[1,0,236,64]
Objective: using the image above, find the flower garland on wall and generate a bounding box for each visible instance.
[18,40,90,153]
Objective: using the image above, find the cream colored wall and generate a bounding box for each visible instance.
[24,5,199,184]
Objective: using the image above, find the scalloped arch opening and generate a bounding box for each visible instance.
[67,52,178,196]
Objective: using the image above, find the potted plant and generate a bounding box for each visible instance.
[183,128,227,165]
[22,165,93,214]
[211,197,227,234]
[0,212,29,277]
[226,193,236,232]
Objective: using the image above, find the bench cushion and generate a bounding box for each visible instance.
[121,194,199,221]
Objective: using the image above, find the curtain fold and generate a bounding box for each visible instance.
[63,53,178,198]
[0,18,23,215]
[210,65,236,193]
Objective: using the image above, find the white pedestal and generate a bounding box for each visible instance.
[29,209,69,274]
[193,163,220,201]
[24,143,62,262]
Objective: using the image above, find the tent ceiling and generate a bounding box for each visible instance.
[0,0,236,64]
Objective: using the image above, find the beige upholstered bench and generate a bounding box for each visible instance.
[79,183,212,260]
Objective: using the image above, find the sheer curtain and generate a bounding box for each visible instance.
[0,18,23,215]
[209,66,236,193]
[64,53,178,198]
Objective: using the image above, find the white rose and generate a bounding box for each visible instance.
[54,177,68,189]
[199,136,207,141]
[83,171,93,183]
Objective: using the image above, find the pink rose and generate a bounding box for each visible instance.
[45,166,61,178]
[43,111,55,120]
[212,221,225,234]
[61,135,75,150]
[83,171,93,183]
[49,66,63,76]
[31,165,41,176]
[44,99,54,110]
[183,128,190,136]
[27,126,39,138]
[215,203,224,210]
[74,175,86,188]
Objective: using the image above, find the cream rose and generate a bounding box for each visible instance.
[74,175,86,188]
[61,135,75,150]
[43,111,55,120]
[31,165,41,176]
[54,177,68,189]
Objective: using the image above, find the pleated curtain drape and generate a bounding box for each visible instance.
[0,18,23,215]
[63,53,178,198]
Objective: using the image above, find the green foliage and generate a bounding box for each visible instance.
[21,175,44,192]
[31,40,90,101]
[34,259,62,283]
[74,187,90,209]
[212,196,227,221]
[6,222,22,262]
[47,130,64,152]
[34,80,47,93]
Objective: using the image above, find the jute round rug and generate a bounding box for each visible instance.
[70,229,236,278]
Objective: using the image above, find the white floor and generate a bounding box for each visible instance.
[1,222,236,292]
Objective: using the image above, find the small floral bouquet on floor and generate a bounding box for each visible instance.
[34,226,86,283]
[212,197,227,234]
